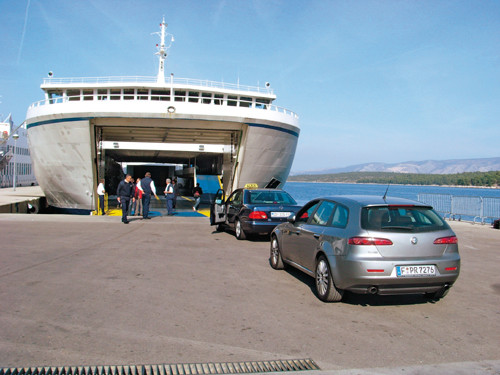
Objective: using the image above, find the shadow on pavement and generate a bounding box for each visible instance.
[281,264,431,306]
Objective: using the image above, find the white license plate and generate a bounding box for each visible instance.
[396,265,436,277]
[271,211,292,218]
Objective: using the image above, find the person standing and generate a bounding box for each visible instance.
[97,179,106,215]
[116,174,135,224]
[192,183,203,211]
[134,177,143,216]
[138,172,158,219]
[172,178,179,210]
[164,178,175,216]
[128,177,135,215]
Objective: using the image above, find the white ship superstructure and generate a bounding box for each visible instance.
[1,114,37,188]
[25,20,299,213]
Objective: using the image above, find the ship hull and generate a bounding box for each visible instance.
[27,101,299,211]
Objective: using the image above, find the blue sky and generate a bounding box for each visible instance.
[1,0,499,172]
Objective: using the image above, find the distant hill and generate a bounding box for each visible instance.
[288,171,500,187]
[292,157,500,175]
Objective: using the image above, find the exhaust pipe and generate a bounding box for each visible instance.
[368,286,378,295]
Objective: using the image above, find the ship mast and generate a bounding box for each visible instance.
[154,18,174,83]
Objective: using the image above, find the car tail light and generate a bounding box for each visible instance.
[348,237,393,246]
[249,211,268,219]
[433,236,458,244]
[445,266,458,271]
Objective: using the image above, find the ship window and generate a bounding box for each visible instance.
[97,89,108,100]
[110,89,121,100]
[48,90,63,104]
[228,95,238,106]
[67,89,80,101]
[202,92,212,104]
[239,97,252,108]
[138,89,149,100]
[151,89,170,101]
[214,94,223,105]
[188,91,199,103]
[256,98,270,109]
[174,90,186,102]
[83,90,93,101]
[123,89,134,100]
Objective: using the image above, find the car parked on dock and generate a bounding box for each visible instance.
[210,188,301,240]
[270,195,460,302]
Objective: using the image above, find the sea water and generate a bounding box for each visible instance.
[284,181,500,205]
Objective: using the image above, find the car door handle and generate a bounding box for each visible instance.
[313,234,320,239]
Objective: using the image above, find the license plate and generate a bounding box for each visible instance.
[396,265,436,277]
[271,211,292,218]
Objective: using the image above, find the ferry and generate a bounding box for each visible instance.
[25,19,299,213]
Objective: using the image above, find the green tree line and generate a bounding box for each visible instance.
[288,171,500,187]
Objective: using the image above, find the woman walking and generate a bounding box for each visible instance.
[192,183,203,211]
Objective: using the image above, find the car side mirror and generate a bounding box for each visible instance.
[287,214,296,223]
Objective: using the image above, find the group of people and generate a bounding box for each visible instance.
[104,172,203,224]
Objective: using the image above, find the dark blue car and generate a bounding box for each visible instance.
[210,188,301,240]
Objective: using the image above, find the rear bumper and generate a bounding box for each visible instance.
[348,282,455,295]
[242,220,285,234]
[332,255,460,295]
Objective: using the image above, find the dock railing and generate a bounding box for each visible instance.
[418,193,500,224]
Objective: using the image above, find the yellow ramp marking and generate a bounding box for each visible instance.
[198,208,210,217]
[107,208,122,216]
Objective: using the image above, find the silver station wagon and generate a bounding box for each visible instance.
[270,195,460,302]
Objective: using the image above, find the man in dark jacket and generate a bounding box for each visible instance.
[139,172,158,219]
[116,174,135,224]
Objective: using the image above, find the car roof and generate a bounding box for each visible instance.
[316,195,432,208]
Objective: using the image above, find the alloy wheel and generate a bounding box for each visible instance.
[271,238,279,265]
[316,259,329,297]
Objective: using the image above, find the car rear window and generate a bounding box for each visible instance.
[361,206,448,232]
[248,191,297,205]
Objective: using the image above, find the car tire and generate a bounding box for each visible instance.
[235,219,247,240]
[270,235,285,269]
[315,255,343,302]
[216,223,224,232]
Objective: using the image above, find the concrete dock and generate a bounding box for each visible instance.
[1,189,500,374]
[0,186,45,214]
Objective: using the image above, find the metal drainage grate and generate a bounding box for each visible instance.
[0,359,320,375]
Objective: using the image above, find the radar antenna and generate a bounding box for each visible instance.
[153,18,174,83]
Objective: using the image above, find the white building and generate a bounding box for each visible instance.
[0,114,37,188]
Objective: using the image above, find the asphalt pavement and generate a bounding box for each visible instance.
[0,212,499,374]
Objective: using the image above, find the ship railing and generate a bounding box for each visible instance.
[28,94,298,119]
[418,193,500,224]
[42,76,274,94]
